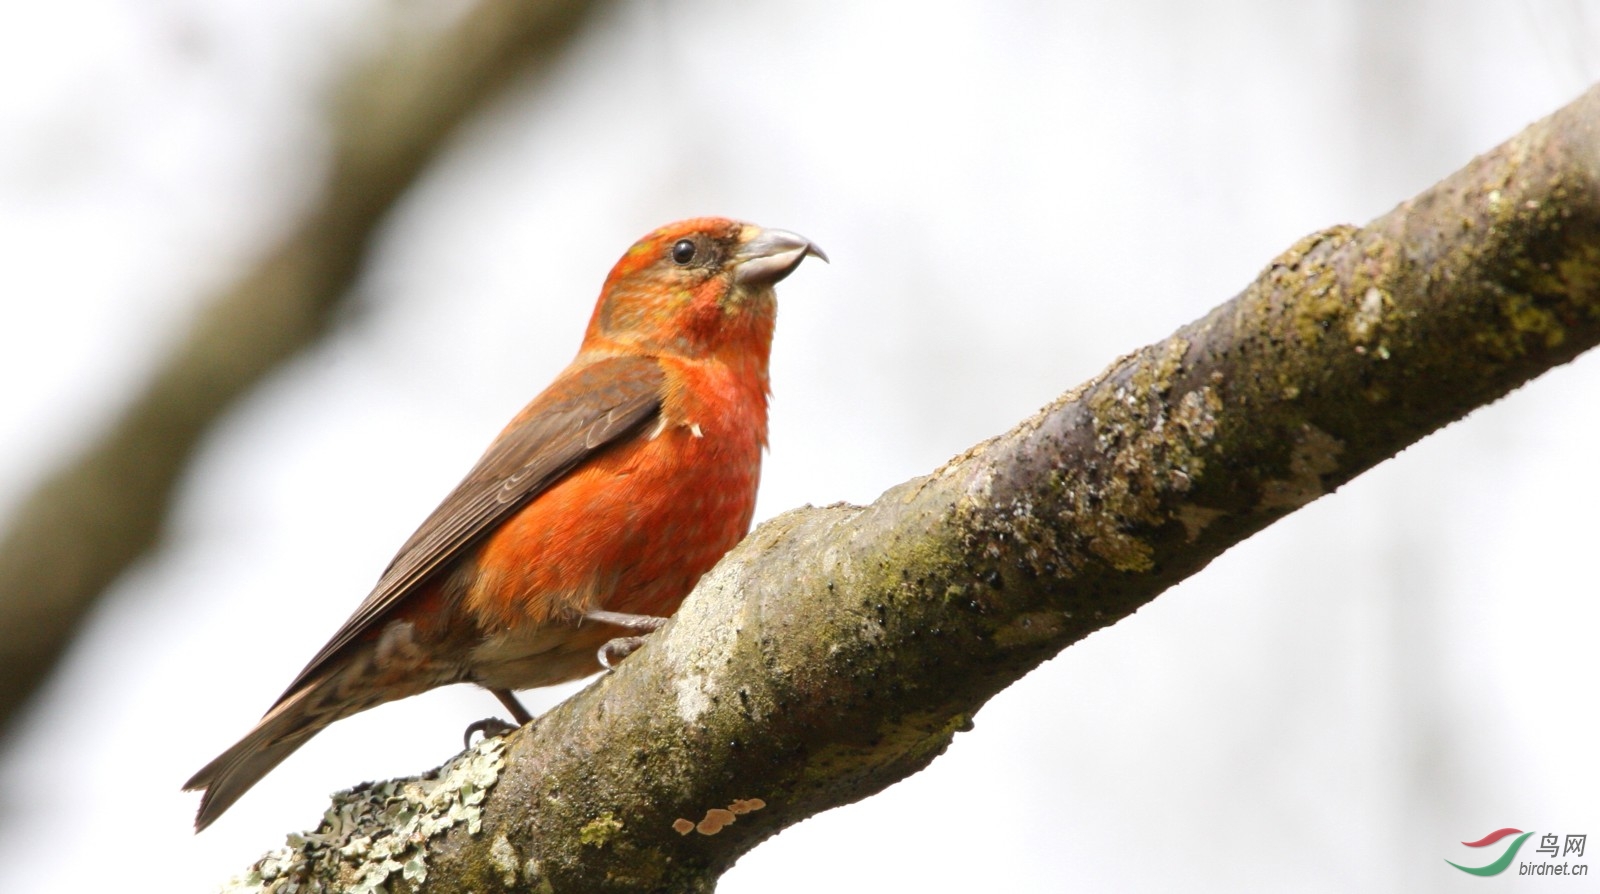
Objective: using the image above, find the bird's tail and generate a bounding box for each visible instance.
[183,682,338,831]
[181,658,422,833]
[185,614,463,831]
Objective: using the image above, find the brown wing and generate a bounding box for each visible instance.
[274,354,665,702]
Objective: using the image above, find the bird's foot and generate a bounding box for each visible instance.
[585,610,669,670]
[461,687,536,747]
[597,635,648,669]
[463,717,520,748]
[584,610,669,632]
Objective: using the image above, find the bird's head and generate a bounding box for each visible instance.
[583,217,827,360]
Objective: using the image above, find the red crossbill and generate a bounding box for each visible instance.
[184,217,825,830]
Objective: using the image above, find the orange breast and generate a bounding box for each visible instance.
[463,355,767,633]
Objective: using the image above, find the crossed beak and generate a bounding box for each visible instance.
[733,227,829,286]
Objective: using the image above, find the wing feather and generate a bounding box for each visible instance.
[273,355,664,701]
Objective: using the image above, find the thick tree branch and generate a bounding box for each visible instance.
[0,0,601,733]
[227,85,1600,892]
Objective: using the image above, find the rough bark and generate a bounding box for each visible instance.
[0,0,602,734]
[226,84,1600,893]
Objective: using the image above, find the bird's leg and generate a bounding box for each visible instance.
[462,688,534,748]
[494,687,536,724]
[584,610,669,669]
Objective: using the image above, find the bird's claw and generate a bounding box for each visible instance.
[597,635,648,669]
[586,609,667,670]
[463,716,521,748]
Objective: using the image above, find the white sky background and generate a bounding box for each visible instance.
[0,0,1597,891]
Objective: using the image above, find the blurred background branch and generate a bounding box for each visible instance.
[0,0,601,733]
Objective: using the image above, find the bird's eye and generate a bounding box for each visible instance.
[670,239,697,266]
